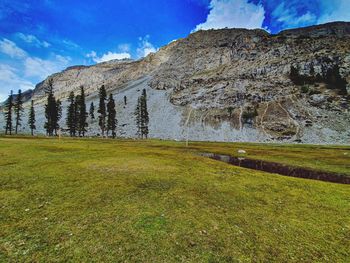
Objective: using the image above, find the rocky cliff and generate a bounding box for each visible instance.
[2,22,350,143]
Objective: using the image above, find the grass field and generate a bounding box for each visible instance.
[0,137,349,262]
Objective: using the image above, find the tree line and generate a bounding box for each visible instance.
[3,80,149,138]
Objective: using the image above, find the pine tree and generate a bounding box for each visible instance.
[140,89,149,139]
[14,89,24,134]
[75,94,80,134]
[28,100,36,136]
[54,99,62,136]
[107,94,117,138]
[66,91,76,137]
[77,86,88,136]
[89,102,95,119]
[4,90,13,135]
[134,89,149,139]
[44,79,55,136]
[98,85,107,137]
[134,97,142,138]
[44,79,61,136]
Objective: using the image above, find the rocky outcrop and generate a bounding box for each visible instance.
[2,22,350,143]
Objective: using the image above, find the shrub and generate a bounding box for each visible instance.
[301,85,309,93]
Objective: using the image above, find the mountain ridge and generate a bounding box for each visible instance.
[1,22,350,143]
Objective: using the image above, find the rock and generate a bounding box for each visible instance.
[1,22,349,144]
[238,149,246,154]
[189,241,196,247]
[309,94,326,105]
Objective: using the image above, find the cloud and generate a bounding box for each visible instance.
[62,39,80,49]
[270,1,317,29]
[193,0,265,31]
[24,55,71,79]
[86,51,97,58]
[118,43,131,53]
[0,38,27,58]
[16,33,51,48]
[87,51,131,63]
[0,64,35,101]
[137,35,157,58]
[318,0,350,24]
[262,0,350,32]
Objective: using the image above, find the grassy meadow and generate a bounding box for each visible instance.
[0,137,349,262]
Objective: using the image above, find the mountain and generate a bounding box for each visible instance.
[1,22,350,143]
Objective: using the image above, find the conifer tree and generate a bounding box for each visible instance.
[89,102,95,119]
[134,89,149,139]
[54,99,62,136]
[44,79,61,136]
[4,90,13,135]
[134,97,141,138]
[140,89,149,138]
[14,89,24,134]
[107,93,117,138]
[28,100,36,136]
[77,86,88,136]
[98,85,107,137]
[75,94,80,133]
[66,91,76,137]
[44,79,55,136]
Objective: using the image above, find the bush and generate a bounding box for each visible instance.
[242,107,258,124]
[301,85,309,93]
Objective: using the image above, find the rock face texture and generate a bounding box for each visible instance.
[2,22,350,143]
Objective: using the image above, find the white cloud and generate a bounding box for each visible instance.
[318,0,350,24]
[62,39,80,49]
[137,35,157,58]
[271,2,317,29]
[0,38,27,58]
[0,64,35,100]
[86,51,97,58]
[87,51,131,63]
[16,33,51,48]
[193,0,265,31]
[24,55,71,79]
[118,43,131,53]
[96,52,131,62]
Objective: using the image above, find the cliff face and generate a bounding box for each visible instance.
[3,22,350,143]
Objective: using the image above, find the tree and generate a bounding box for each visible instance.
[98,85,107,137]
[66,91,76,137]
[290,65,302,85]
[4,90,14,135]
[77,86,88,136]
[28,100,36,136]
[44,79,61,136]
[134,97,142,138]
[134,89,149,139]
[14,89,24,134]
[55,99,62,136]
[140,89,149,139]
[89,102,95,119]
[325,65,347,94]
[107,94,117,138]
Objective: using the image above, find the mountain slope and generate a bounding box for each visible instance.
[2,22,350,143]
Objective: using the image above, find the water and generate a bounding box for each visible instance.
[200,153,350,184]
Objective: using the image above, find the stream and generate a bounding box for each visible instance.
[200,153,350,184]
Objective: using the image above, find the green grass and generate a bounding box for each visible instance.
[0,137,349,262]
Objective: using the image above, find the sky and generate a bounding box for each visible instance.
[0,0,349,101]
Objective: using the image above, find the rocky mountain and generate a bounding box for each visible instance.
[1,22,350,143]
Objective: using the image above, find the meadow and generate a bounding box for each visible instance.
[0,137,349,262]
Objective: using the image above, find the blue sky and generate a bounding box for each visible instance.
[0,0,349,101]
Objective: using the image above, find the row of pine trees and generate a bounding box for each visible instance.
[3,81,149,138]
